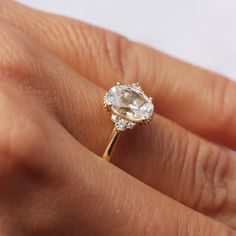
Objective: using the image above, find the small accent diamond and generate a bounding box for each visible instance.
[127,122,135,129]
[115,119,127,131]
[111,114,118,123]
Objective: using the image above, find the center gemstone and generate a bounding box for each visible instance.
[105,84,154,123]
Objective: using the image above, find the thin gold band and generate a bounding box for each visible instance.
[102,128,121,161]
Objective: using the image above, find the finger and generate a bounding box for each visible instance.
[0,88,234,235]
[1,1,236,149]
[1,19,236,228]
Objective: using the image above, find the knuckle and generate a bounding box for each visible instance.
[0,91,44,178]
[193,142,229,215]
[102,31,133,82]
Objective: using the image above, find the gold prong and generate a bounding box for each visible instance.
[131,82,140,87]
[104,103,112,112]
[141,119,146,125]
[116,82,121,85]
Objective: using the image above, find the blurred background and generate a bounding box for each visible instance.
[18,0,236,81]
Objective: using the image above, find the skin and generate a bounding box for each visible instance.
[0,1,235,235]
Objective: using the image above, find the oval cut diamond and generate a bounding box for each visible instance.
[105,85,154,122]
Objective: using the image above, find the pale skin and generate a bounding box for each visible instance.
[0,1,236,235]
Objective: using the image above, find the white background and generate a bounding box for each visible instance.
[18,0,236,81]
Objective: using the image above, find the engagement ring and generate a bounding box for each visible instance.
[102,82,154,161]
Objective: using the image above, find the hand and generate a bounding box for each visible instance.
[0,1,236,235]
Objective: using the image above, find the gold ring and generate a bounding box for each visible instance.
[102,82,154,161]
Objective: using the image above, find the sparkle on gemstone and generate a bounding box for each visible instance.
[111,114,118,122]
[105,84,154,123]
[126,122,135,129]
[115,119,127,131]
